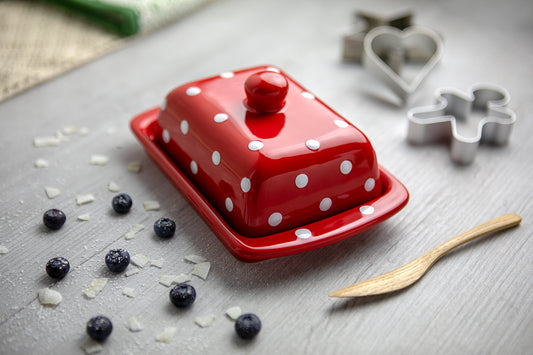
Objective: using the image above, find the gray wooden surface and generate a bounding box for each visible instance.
[1,0,532,354]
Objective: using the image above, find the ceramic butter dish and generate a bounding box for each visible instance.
[131,65,408,262]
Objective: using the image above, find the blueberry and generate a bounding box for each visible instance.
[235,313,261,339]
[154,217,176,238]
[43,209,66,230]
[169,283,196,308]
[86,315,113,341]
[46,257,70,279]
[105,249,130,272]
[112,193,132,214]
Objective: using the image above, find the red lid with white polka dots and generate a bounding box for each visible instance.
[157,66,382,238]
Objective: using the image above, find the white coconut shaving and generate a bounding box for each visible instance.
[150,259,164,268]
[33,136,61,147]
[79,127,90,136]
[125,267,141,277]
[76,193,95,205]
[61,126,77,135]
[127,161,142,173]
[45,187,61,199]
[126,317,144,332]
[131,254,150,268]
[184,254,207,264]
[225,306,242,320]
[77,214,90,221]
[159,274,191,287]
[122,287,137,298]
[108,181,120,192]
[38,288,62,306]
[34,159,49,168]
[124,224,144,240]
[192,262,211,280]
[194,314,216,328]
[83,278,108,298]
[142,200,160,211]
[156,327,177,343]
[0,245,9,254]
[80,339,103,354]
[90,155,109,166]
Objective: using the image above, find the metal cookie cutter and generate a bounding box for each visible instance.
[362,26,444,102]
[342,10,413,62]
[407,84,516,165]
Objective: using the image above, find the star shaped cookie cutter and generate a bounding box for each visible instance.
[407,84,516,165]
[342,10,413,62]
[362,26,444,102]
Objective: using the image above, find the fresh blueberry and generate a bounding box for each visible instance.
[105,249,130,272]
[86,315,113,341]
[112,193,132,214]
[169,283,196,308]
[235,313,261,339]
[154,217,176,238]
[46,257,70,279]
[43,209,66,230]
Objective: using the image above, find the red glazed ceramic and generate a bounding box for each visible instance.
[131,65,408,262]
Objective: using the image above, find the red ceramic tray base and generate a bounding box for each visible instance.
[131,107,409,262]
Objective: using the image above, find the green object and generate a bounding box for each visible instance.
[44,0,140,36]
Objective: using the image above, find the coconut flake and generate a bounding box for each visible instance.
[127,161,142,173]
[90,155,109,166]
[34,159,49,168]
[76,193,95,205]
[125,267,141,277]
[33,136,61,147]
[159,274,191,287]
[143,200,160,211]
[0,245,9,254]
[184,254,207,264]
[122,287,137,298]
[156,327,177,343]
[79,127,90,136]
[80,338,103,354]
[61,126,77,135]
[131,254,150,268]
[194,314,216,328]
[83,278,108,298]
[77,214,90,221]
[126,317,144,332]
[38,288,62,306]
[192,262,211,280]
[45,186,61,199]
[150,259,164,268]
[108,181,120,192]
[124,224,144,240]
[225,306,242,320]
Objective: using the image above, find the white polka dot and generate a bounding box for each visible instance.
[212,151,221,165]
[360,205,374,215]
[162,129,170,143]
[295,174,308,188]
[248,141,263,151]
[301,92,315,99]
[334,119,349,128]
[190,161,198,174]
[240,178,251,193]
[340,160,352,175]
[364,178,376,192]
[225,198,233,212]
[268,212,282,227]
[306,139,320,150]
[214,113,228,123]
[186,87,201,96]
[160,98,167,111]
[220,72,234,78]
[319,198,332,211]
[266,67,280,73]
[180,120,189,135]
[295,229,312,239]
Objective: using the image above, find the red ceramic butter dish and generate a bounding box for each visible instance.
[131,65,408,262]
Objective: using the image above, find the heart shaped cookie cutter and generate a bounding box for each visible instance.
[362,26,444,102]
[407,84,516,165]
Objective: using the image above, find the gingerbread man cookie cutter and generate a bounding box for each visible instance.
[362,26,444,102]
[407,84,516,165]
